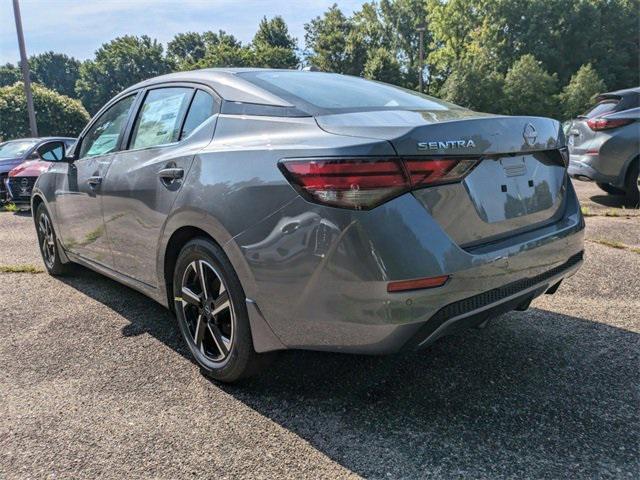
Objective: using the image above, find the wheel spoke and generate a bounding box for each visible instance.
[181,286,201,306]
[208,323,229,357]
[211,291,230,317]
[197,260,209,300]
[193,314,206,350]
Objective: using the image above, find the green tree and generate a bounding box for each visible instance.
[0,63,21,88]
[252,17,299,68]
[0,82,89,140]
[439,55,504,112]
[76,35,173,114]
[377,0,431,88]
[252,45,299,69]
[202,30,241,50]
[28,52,81,98]
[363,48,403,85]
[253,16,297,50]
[558,64,606,120]
[427,0,485,80]
[304,4,364,75]
[503,54,559,118]
[167,32,207,69]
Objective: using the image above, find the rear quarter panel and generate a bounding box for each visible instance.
[157,114,396,300]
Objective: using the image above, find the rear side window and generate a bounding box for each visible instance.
[180,90,215,140]
[130,88,192,149]
[584,101,618,118]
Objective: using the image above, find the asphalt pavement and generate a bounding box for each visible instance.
[0,181,638,479]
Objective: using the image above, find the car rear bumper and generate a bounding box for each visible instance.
[232,178,585,354]
[569,154,617,185]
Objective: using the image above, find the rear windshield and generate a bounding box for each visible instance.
[583,100,618,118]
[239,71,455,114]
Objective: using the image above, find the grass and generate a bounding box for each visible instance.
[0,264,44,274]
[1,202,18,212]
[589,238,640,254]
[581,206,596,217]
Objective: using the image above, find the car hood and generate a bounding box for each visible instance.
[0,157,24,173]
[9,159,50,177]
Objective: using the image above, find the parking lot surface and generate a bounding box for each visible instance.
[1,181,638,479]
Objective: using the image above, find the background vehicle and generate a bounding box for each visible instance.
[567,87,640,207]
[0,137,75,203]
[31,69,584,383]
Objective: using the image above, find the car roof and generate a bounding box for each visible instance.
[1,137,75,143]
[122,68,296,107]
[597,87,640,101]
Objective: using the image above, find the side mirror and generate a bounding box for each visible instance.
[36,141,71,162]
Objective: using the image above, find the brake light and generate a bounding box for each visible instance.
[279,157,477,210]
[586,117,634,131]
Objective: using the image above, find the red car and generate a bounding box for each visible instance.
[4,138,75,205]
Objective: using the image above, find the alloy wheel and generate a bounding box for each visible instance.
[179,260,234,362]
[38,212,56,269]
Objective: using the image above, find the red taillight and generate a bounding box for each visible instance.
[586,117,634,131]
[387,275,449,293]
[279,157,477,210]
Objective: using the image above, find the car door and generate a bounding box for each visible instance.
[54,93,138,266]
[101,85,219,286]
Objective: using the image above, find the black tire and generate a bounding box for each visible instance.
[596,182,625,196]
[35,203,71,275]
[172,237,274,382]
[623,160,639,208]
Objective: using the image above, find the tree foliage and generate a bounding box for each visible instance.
[76,35,173,114]
[28,52,81,98]
[503,55,559,118]
[0,82,89,140]
[2,0,638,135]
[0,63,21,88]
[253,16,297,50]
[558,64,607,120]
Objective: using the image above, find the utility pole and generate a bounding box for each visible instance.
[12,0,38,137]
[417,26,425,94]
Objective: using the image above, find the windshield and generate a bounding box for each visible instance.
[239,71,455,113]
[0,140,37,159]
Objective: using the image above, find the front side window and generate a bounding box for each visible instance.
[130,88,192,150]
[180,90,216,140]
[79,95,136,159]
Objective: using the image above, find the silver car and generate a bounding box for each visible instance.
[31,69,585,382]
[567,87,640,206]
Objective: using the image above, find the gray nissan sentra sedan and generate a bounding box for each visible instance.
[31,69,585,382]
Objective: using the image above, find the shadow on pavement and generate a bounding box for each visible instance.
[589,193,628,208]
[60,265,639,478]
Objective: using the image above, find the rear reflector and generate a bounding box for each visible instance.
[587,117,634,131]
[279,156,478,210]
[387,275,449,293]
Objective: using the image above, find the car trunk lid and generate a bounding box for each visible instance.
[316,110,567,247]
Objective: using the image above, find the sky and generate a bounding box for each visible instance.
[0,0,367,64]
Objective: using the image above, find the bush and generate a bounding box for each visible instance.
[0,82,90,140]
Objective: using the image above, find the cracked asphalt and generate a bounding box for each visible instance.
[1,181,638,479]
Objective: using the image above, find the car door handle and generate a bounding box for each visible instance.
[158,168,184,181]
[87,176,102,187]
